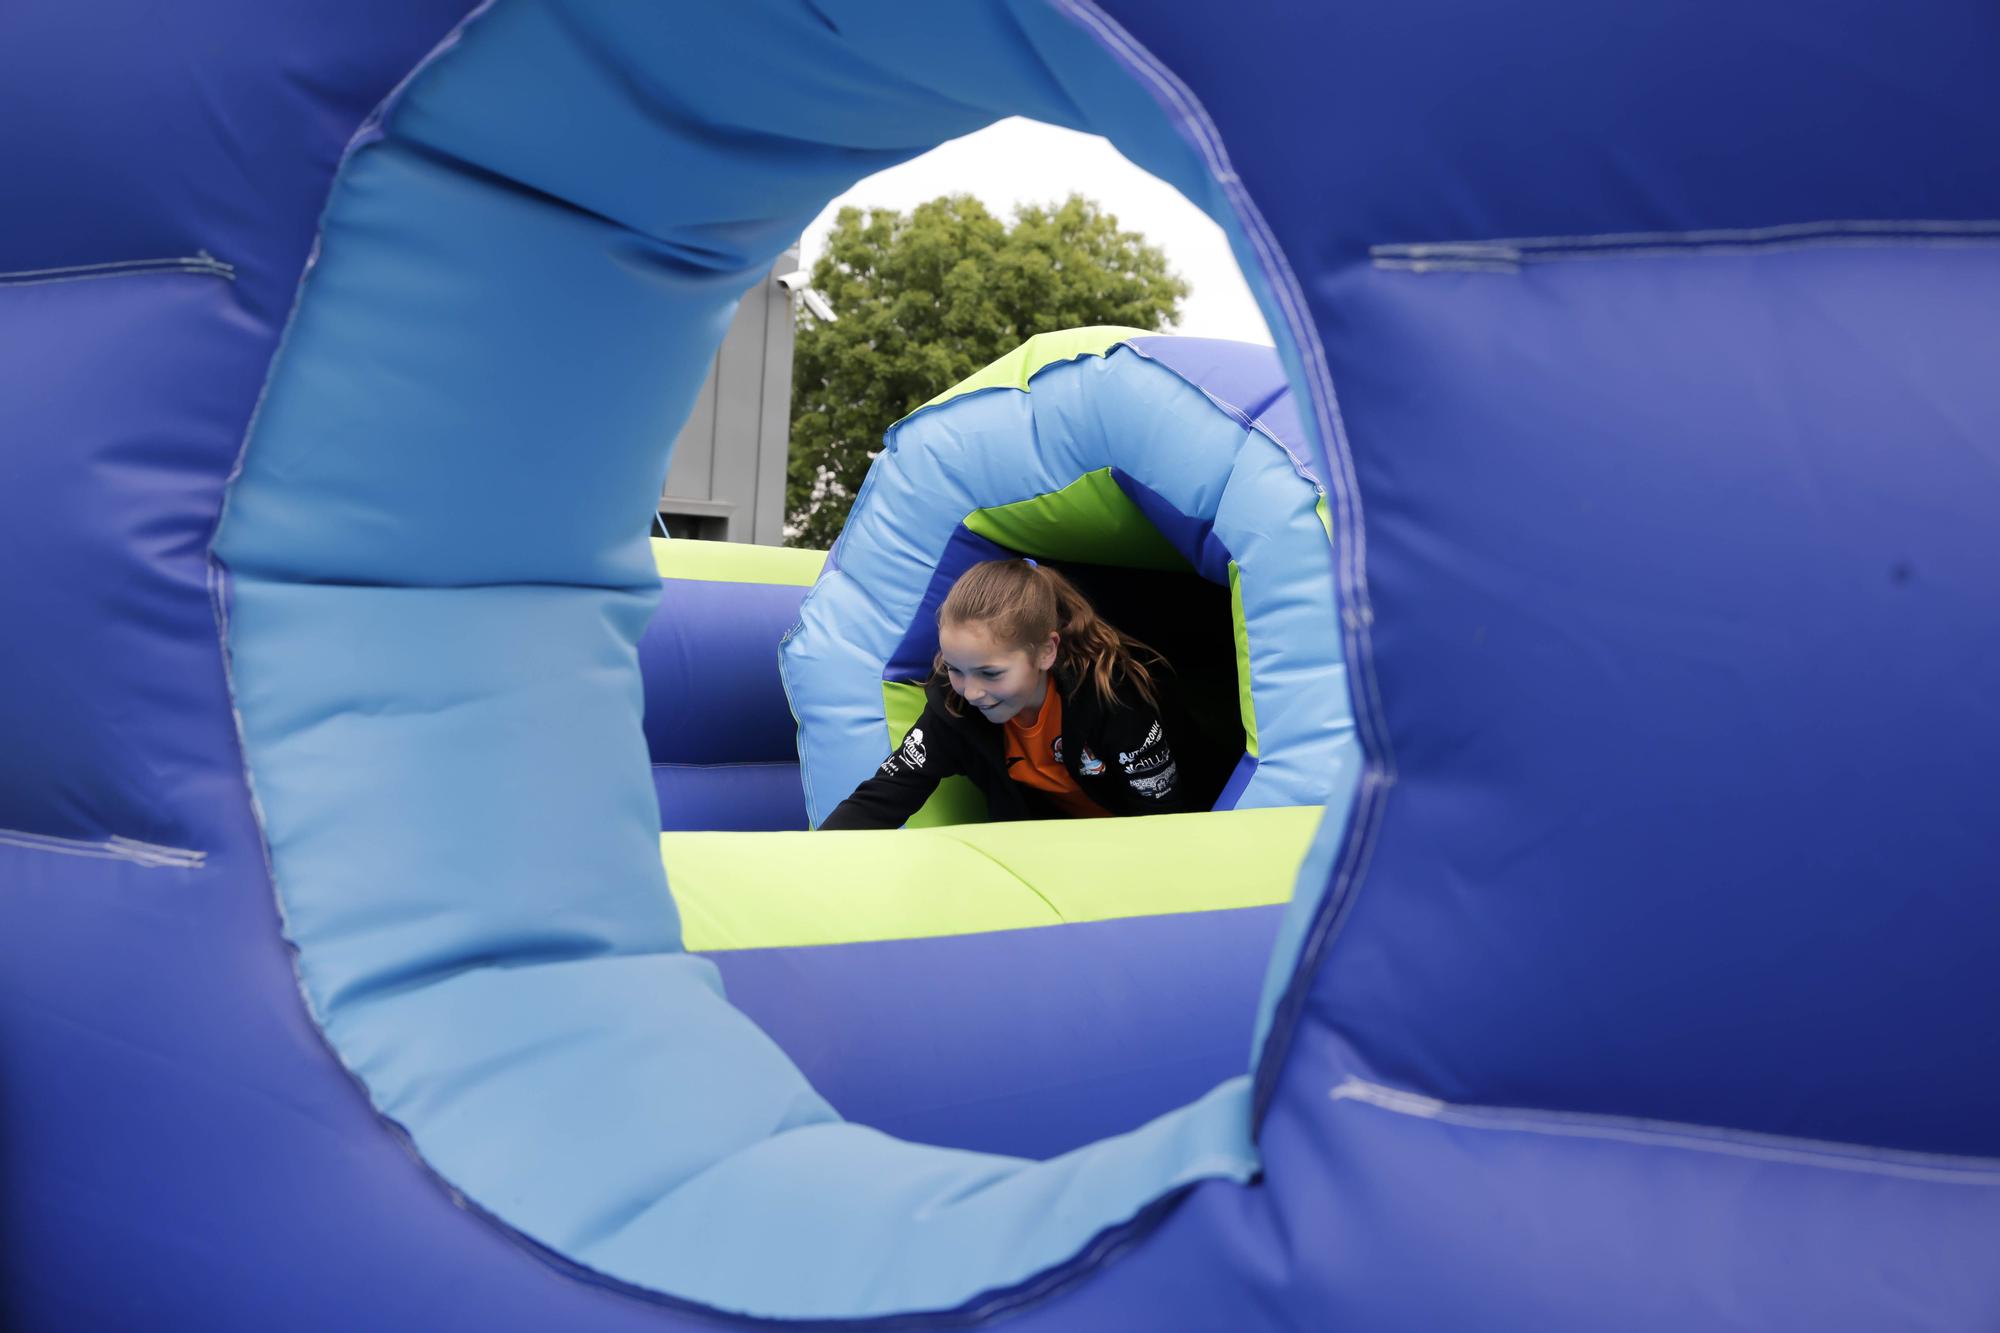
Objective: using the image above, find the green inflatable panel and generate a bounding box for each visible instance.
[917,325,1150,412]
[651,536,827,585]
[663,804,1322,952]
[964,467,1192,572]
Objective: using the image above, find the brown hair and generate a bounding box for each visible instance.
[933,559,1161,715]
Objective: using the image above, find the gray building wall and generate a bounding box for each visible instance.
[658,251,797,544]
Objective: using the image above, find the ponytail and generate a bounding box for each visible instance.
[934,559,1161,712]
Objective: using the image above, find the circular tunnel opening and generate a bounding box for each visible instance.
[210,2,1358,1321]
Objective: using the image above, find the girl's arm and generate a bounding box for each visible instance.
[818,702,965,830]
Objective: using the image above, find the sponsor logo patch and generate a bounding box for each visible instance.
[1051,736,1063,763]
[900,727,927,767]
[1078,746,1105,777]
[1129,762,1179,798]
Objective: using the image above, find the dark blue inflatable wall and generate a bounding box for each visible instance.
[641,556,814,831]
[5,0,1999,1328]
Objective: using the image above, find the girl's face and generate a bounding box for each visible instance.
[938,620,1058,724]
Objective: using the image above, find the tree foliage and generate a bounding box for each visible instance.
[785,193,1188,548]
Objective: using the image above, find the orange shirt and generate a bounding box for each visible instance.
[1002,688,1112,819]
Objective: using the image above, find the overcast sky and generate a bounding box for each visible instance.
[799,117,1272,346]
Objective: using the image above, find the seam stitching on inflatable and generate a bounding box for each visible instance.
[0,828,206,869]
[0,255,236,287]
[340,0,497,160]
[1373,236,2000,274]
[1371,219,2000,273]
[1377,217,2000,252]
[940,1189,1198,1325]
[1330,1078,2000,1182]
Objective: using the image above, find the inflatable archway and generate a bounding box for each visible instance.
[7,1,1999,1329]
[785,326,1354,829]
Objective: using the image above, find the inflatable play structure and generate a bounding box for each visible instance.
[648,330,1343,1160]
[6,1,1999,1329]
[783,326,1350,828]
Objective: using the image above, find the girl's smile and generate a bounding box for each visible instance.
[937,621,1058,725]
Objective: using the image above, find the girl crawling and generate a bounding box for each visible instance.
[820,558,1201,829]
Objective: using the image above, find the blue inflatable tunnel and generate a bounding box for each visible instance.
[6,0,2000,1329]
[784,327,1356,830]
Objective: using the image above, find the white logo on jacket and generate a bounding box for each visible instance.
[901,727,927,767]
[1079,746,1105,777]
[1117,722,1163,766]
[1129,762,1179,798]
[1119,720,1170,774]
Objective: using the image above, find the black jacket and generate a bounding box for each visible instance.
[820,667,1215,830]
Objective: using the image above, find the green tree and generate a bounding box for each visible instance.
[785,193,1188,548]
